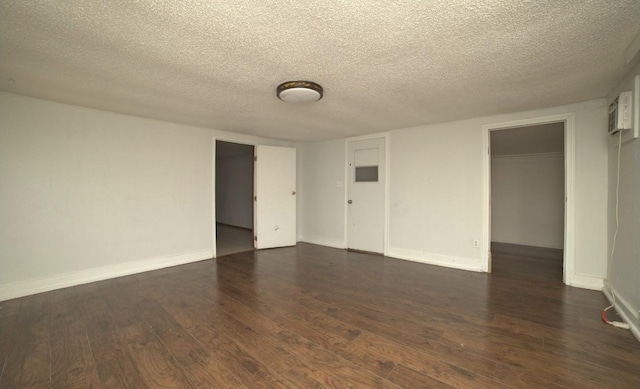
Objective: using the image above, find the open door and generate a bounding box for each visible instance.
[254,145,297,249]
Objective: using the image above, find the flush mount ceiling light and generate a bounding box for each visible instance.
[276,81,323,103]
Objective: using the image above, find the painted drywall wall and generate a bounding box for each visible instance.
[216,149,253,229]
[388,120,485,269]
[296,139,346,248]
[394,99,608,279]
[605,62,640,338]
[491,153,565,249]
[298,99,608,283]
[0,92,288,300]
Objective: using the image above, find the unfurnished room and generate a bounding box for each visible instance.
[1,1,639,388]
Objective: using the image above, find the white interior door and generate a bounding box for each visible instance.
[347,137,385,253]
[254,145,297,249]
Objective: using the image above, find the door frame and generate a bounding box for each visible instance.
[212,137,256,258]
[344,132,391,255]
[481,113,575,284]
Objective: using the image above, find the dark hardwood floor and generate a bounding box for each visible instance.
[491,242,564,281]
[1,243,638,388]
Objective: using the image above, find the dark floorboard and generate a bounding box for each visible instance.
[1,243,638,388]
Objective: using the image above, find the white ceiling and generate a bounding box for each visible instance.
[1,1,639,141]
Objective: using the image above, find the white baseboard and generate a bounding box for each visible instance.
[603,282,640,342]
[387,247,483,272]
[567,273,604,290]
[0,249,213,301]
[299,235,346,250]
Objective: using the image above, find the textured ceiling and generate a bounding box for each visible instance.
[1,1,640,141]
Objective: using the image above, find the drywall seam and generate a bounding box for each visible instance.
[0,250,213,301]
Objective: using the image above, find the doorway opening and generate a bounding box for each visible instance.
[215,140,255,257]
[483,113,575,285]
[490,122,565,282]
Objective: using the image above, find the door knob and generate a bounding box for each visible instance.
[347,200,353,204]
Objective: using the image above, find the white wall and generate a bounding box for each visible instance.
[0,92,288,300]
[491,153,565,249]
[216,152,253,229]
[605,62,640,339]
[388,120,485,269]
[296,139,346,248]
[298,99,608,284]
[391,99,608,280]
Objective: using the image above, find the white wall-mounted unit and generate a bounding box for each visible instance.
[608,91,632,135]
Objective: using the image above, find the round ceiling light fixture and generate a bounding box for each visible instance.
[276,81,323,103]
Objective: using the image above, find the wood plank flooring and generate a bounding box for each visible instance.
[1,243,638,388]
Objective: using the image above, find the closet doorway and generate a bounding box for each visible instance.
[489,122,565,282]
[215,141,255,257]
